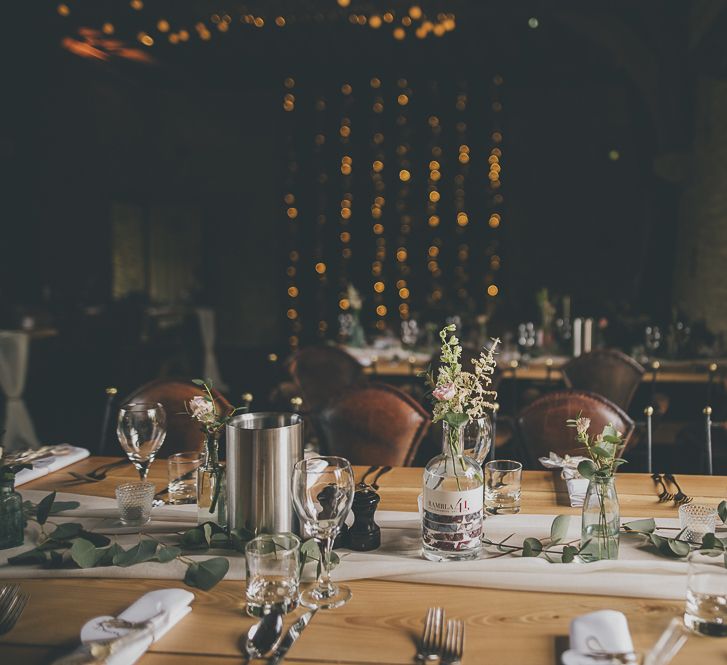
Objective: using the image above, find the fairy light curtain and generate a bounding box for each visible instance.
[282,75,505,349]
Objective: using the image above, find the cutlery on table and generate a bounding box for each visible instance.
[416,606,445,662]
[67,459,129,484]
[0,584,29,636]
[371,465,392,490]
[651,474,673,503]
[441,618,465,665]
[269,608,318,665]
[663,474,692,505]
[240,610,284,663]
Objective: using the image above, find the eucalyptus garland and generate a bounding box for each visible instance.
[4,492,337,591]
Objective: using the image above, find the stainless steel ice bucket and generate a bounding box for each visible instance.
[226,412,303,536]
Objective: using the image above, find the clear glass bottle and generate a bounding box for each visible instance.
[442,415,492,464]
[423,421,484,561]
[197,432,226,527]
[580,475,620,561]
[0,476,24,550]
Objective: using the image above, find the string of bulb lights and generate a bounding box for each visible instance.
[55,1,456,46]
[282,74,505,349]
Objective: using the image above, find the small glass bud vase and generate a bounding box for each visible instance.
[0,476,25,550]
[422,420,484,561]
[197,432,226,527]
[580,475,620,561]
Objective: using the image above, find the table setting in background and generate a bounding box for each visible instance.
[1,325,727,664]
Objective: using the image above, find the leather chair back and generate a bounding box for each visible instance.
[288,346,365,413]
[516,390,635,468]
[561,349,645,410]
[121,379,232,456]
[317,383,431,466]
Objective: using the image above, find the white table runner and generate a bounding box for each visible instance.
[0,490,696,600]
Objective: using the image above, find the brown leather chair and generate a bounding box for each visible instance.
[561,350,645,411]
[516,390,635,468]
[317,383,431,466]
[121,379,233,456]
[288,346,366,413]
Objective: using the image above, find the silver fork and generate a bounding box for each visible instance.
[416,606,444,662]
[0,584,29,636]
[441,618,465,665]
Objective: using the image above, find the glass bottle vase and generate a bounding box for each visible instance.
[197,433,226,527]
[0,477,25,550]
[441,415,492,464]
[422,420,484,561]
[580,475,620,561]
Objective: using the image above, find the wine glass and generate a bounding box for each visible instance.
[291,456,355,609]
[116,402,167,480]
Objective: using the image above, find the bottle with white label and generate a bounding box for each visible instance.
[422,421,484,561]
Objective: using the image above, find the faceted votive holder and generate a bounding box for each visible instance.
[116,481,155,526]
[679,503,717,543]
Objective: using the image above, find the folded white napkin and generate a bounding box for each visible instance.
[562,610,635,664]
[539,452,590,507]
[15,446,90,486]
[566,478,589,508]
[79,589,194,665]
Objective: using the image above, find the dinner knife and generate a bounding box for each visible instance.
[269,609,318,665]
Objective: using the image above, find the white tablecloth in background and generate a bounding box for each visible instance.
[0,491,697,601]
[0,331,40,451]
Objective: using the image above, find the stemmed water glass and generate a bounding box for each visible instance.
[116,402,167,480]
[292,456,355,609]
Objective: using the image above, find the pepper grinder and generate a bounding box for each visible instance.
[348,486,381,551]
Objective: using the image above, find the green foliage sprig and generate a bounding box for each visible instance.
[5,492,339,591]
[482,515,590,563]
[565,414,626,480]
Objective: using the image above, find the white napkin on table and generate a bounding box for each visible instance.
[79,588,194,665]
[539,452,590,507]
[14,445,90,486]
[561,610,635,664]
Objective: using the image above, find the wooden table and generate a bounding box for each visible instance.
[2,458,727,664]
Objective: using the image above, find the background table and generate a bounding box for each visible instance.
[2,457,726,664]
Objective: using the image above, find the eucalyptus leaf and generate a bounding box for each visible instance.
[623,518,656,534]
[184,557,229,590]
[591,446,613,459]
[7,548,49,566]
[78,531,111,548]
[49,501,81,515]
[577,460,596,480]
[649,533,667,549]
[36,492,56,525]
[48,550,65,568]
[550,515,571,544]
[113,539,158,567]
[701,533,723,550]
[192,379,205,386]
[48,522,84,541]
[719,500,727,525]
[70,538,102,568]
[96,544,124,567]
[561,545,578,563]
[156,546,182,563]
[182,525,209,550]
[667,539,691,557]
[522,537,543,557]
